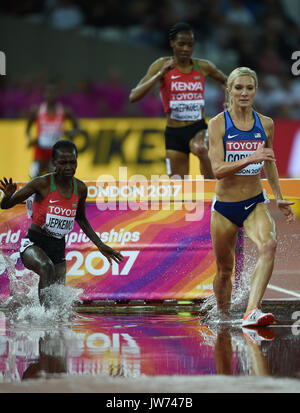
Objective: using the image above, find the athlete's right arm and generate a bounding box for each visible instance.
[129,58,174,103]
[26,106,38,147]
[0,176,46,209]
[208,115,275,179]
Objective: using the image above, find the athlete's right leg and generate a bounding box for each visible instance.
[54,261,67,285]
[165,149,189,178]
[210,210,238,315]
[20,245,56,306]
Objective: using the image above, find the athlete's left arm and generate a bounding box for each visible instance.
[75,181,124,264]
[197,59,228,104]
[263,116,295,223]
[196,59,226,84]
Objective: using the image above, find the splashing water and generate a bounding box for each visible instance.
[12,283,84,325]
[2,253,83,325]
[200,247,257,324]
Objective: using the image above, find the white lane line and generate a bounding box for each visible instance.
[268,284,300,298]
[273,270,300,275]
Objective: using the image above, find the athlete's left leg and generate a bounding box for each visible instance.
[243,202,277,314]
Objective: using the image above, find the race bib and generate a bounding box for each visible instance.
[225,140,264,175]
[42,213,75,239]
[170,100,204,121]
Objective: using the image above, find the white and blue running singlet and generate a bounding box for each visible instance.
[223,109,267,176]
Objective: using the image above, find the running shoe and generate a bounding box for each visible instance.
[242,307,275,327]
[242,327,275,345]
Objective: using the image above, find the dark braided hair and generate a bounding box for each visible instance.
[52,140,78,160]
[168,22,194,41]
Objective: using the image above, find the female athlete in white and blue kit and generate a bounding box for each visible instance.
[208,67,295,326]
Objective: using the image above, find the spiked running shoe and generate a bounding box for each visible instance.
[242,307,275,327]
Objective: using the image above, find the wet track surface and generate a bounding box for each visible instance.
[1,310,300,387]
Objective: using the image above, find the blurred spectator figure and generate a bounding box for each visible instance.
[1,0,43,15]
[160,0,203,28]
[224,0,255,26]
[236,36,258,70]
[291,79,300,119]
[62,78,100,117]
[138,93,164,117]
[127,15,164,49]
[84,2,107,27]
[0,74,46,118]
[254,72,300,119]
[19,74,45,116]
[268,72,299,119]
[281,0,300,25]
[257,47,284,76]
[126,0,152,26]
[254,74,279,116]
[0,0,300,122]
[93,68,129,117]
[5,74,46,117]
[204,79,224,118]
[48,0,84,30]
[0,78,24,118]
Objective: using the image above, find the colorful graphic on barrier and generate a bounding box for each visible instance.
[0,197,243,302]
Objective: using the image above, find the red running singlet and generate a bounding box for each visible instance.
[31,174,79,239]
[160,58,205,122]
